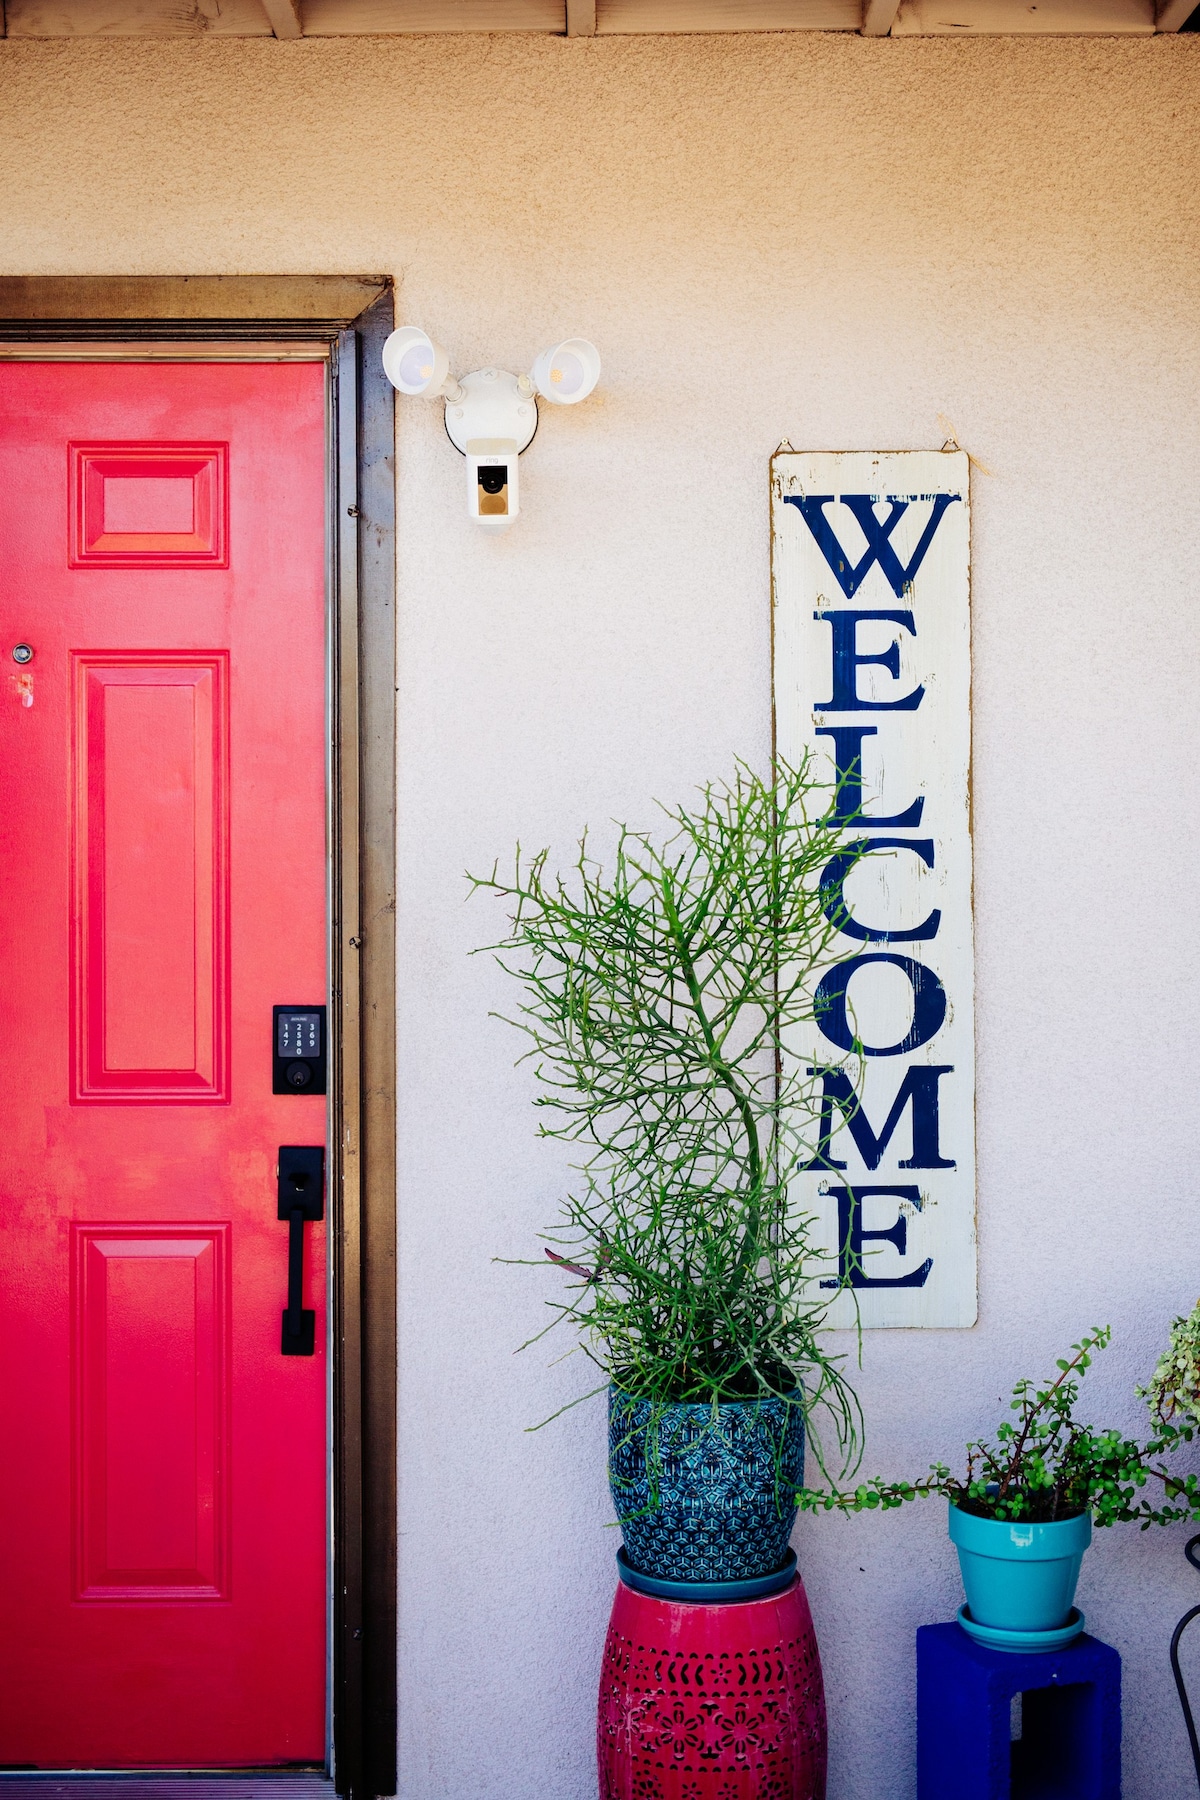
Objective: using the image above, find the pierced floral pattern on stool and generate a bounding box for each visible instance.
[597,1577,826,1800]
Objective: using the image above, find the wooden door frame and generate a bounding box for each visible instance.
[0,277,398,1800]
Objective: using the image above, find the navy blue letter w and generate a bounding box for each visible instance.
[785,493,960,599]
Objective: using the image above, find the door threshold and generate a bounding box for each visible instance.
[0,1777,333,1800]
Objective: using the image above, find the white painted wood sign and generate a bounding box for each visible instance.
[772,449,976,1328]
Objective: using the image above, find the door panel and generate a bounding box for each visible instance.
[0,362,328,1768]
[74,1224,230,1602]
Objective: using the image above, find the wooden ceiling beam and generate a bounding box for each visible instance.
[2,0,1184,32]
[259,0,303,34]
[892,0,1151,31]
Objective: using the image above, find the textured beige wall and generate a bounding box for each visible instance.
[3,30,1200,1798]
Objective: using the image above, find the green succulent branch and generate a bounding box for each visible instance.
[471,756,869,1479]
[799,1326,1200,1528]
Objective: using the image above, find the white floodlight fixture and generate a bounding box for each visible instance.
[382,328,600,531]
[381,326,458,399]
[530,338,601,406]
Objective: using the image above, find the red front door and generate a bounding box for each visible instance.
[0,360,328,1767]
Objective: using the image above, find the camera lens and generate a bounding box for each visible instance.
[478,467,507,495]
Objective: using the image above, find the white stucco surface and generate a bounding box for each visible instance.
[2,30,1200,1795]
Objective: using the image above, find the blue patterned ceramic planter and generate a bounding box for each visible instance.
[608,1384,805,1583]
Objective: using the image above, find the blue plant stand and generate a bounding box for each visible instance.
[917,1621,1121,1800]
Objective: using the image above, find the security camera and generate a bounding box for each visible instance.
[382,328,601,532]
[443,367,536,535]
[468,450,520,528]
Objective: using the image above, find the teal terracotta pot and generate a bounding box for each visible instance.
[948,1502,1091,1631]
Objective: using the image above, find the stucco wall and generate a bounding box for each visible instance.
[3,29,1200,1796]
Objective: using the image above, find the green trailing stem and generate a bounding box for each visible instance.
[799,1326,1200,1528]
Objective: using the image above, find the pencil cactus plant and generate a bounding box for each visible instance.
[473,757,869,1549]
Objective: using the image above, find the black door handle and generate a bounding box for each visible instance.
[278,1145,324,1356]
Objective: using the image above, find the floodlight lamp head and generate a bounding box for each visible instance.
[381,326,460,400]
[530,338,601,406]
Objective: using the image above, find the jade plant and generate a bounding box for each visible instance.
[471,757,867,1478]
[799,1326,1200,1527]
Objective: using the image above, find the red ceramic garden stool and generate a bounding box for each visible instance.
[597,1551,827,1800]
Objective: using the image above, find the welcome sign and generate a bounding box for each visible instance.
[772,450,976,1328]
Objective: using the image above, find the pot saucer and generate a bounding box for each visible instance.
[956,1602,1085,1654]
[616,1546,797,1604]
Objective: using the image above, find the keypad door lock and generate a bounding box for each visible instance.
[273,1004,327,1095]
